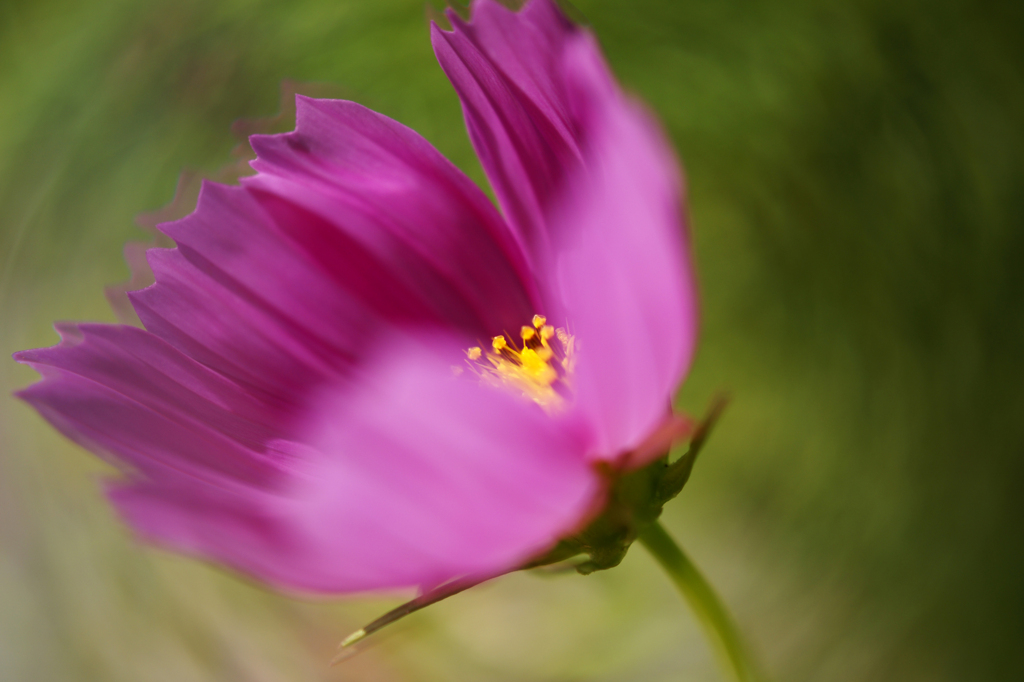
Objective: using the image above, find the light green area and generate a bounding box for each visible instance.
[1,0,1021,680]
[640,521,761,682]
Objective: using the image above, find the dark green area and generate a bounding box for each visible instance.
[1,0,1021,680]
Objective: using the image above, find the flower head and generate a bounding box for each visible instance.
[14,0,697,596]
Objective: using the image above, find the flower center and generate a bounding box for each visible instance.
[465,314,575,410]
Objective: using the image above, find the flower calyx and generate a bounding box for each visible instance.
[524,396,729,575]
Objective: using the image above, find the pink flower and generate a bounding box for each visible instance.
[14,0,697,595]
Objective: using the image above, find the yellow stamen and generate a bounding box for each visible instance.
[465,315,575,410]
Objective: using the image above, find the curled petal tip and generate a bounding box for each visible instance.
[339,628,368,648]
[329,628,368,666]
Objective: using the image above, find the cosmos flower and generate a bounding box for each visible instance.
[14,0,697,596]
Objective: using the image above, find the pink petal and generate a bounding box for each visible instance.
[244,96,538,336]
[131,183,376,402]
[14,324,290,489]
[108,337,600,594]
[430,0,584,261]
[551,36,699,459]
[435,1,699,458]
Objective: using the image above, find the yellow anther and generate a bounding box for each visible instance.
[519,348,546,375]
[465,315,575,411]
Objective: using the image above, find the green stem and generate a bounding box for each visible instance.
[639,520,761,682]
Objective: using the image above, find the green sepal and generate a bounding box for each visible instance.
[524,396,727,575]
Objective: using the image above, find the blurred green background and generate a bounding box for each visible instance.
[2,0,1022,680]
